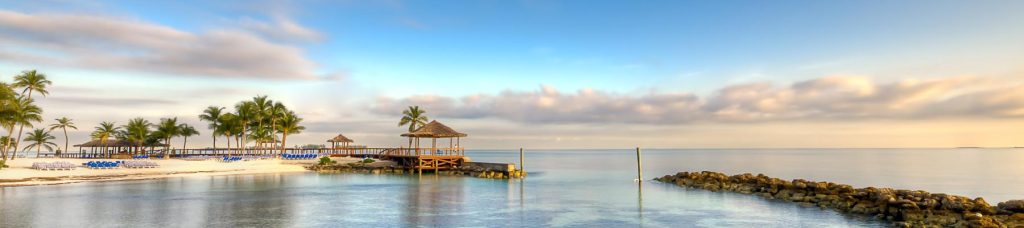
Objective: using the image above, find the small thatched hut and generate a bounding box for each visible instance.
[327,134,354,148]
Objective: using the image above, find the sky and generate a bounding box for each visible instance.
[0,0,1022,149]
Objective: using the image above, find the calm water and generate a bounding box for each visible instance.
[3,148,1021,227]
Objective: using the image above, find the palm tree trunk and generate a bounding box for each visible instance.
[276,129,284,155]
[11,125,25,160]
[62,127,68,157]
[281,132,288,158]
[225,135,230,156]
[164,138,170,159]
[271,118,277,155]
[2,127,13,161]
[36,144,41,158]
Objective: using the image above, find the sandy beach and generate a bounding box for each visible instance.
[0,157,362,187]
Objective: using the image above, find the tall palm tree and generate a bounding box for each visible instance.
[22,129,56,157]
[234,101,256,153]
[48,117,76,156]
[398,106,429,147]
[217,113,239,155]
[119,118,152,155]
[12,70,51,158]
[268,102,287,154]
[179,124,199,151]
[277,111,305,155]
[199,106,224,149]
[12,70,51,98]
[154,118,181,158]
[91,122,119,157]
[250,96,272,151]
[23,129,57,158]
[6,96,42,160]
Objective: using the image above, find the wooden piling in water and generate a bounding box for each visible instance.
[636,147,643,182]
[519,148,524,172]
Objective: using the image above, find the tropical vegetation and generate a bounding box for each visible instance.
[198,96,305,156]
[0,70,308,160]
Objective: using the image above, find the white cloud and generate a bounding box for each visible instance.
[372,76,1024,124]
[0,10,321,80]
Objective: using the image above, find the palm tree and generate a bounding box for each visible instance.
[179,124,199,151]
[11,70,51,159]
[48,117,76,156]
[399,106,429,132]
[154,118,181,158]
[12,70,51,98]
[91,122,119,157]
[398,106,429,147]
[23,129,57,158]
[234,101,256,153]
[217,113,239,155]
[199,106,224,149]
[268,102,287,154]
[6,96,42,160]
[250,96,272,151]
[119,118,152,155]
[277,111,305,155]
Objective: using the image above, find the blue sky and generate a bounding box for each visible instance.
[0,0,1023,148]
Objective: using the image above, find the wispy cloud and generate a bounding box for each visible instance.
[372,76,1024,124]
[0,10,322,80]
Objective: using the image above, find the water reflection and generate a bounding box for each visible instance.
[5,149,968,227]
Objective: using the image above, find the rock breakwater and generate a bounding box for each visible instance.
[656,171,1024,227]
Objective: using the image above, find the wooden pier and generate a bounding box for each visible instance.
[66,120,471,172]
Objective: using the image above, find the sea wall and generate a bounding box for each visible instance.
[655,171,1024,227]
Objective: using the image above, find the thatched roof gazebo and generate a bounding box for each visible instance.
[327,134,354,148]
[74,139,167,158]
[400,121,467,155]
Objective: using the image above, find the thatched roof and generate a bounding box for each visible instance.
[327,134,354,143]
[401,121,467,138]
[74,139,166,147]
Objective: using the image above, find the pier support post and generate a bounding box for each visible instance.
[636,147,643,182]
[519,148,524,172]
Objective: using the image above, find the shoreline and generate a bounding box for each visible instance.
[656,171,1024,227]
[0,157,361,187]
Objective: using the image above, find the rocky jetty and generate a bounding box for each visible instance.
[307,162,526,179]
[656,171,1024,227]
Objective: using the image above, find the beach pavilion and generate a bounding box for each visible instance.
[327,134,354,148]
[400,120,467,156]
[74,139,166,158]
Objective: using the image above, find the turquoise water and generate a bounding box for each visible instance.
[4,148,1021,227]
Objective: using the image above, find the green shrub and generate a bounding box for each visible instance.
[318,156,334,165]
[362,158,375,163]
[0,160,7,170]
